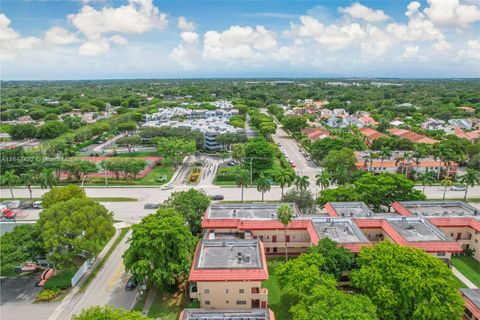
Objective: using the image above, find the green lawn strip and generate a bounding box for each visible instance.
[451,256,480,287]
[79,227,129,293]
[0,197,137,202]
[137,163,175,185]
[114,150,160,157]
[147,291,199,320]
[264,259,293,320]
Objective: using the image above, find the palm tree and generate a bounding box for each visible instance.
[316,170,331,192]
[441,176,453,200]
[458,169,480,200]
[395,154,406,177]
[274,169,294,198]
[235,169,249,203]
[418,171,436,193]
[39,168,57,190]
[256,173,271,202]
[1,170,20,199]
[294,175,310,191]
[379,147,392,173]
[362,152,373,172]
[20,169,37,199]
[277,204,293,261]
[332,165,350,185]
[412,145,428,178]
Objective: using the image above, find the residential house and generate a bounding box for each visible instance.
[448,119,473,130]
[388,128,439,144]
[460,289,480,320]
[421,118,446,131]
[302,127,331,142]
[358,127,385,144]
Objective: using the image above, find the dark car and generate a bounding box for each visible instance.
[144,203,159,209]
[211,195,224,201]
[125,277,137,290]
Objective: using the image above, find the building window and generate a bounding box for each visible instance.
[437,252,446,257]
[225,289,229,294]
[239,289,244,294]
[266,247,270,253]
[205,301,210,305]
[236,301,247,305]
[226,300,229,304]
[273,247,278,253]
[259,235,263,241]
[204,289,210,294]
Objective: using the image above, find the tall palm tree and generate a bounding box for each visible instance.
[235,169,249,203]
[412,145,428,178]
[458,169,480,200]
[395,154,406,177]
[379,147,392,173]
[274,169,294,198]
[39,168,58,190]
[316,170,331,192]
[441,176,453,200]
[418,171,436,194]
[277,204,293,261]
[294,175,310,191]
[1,170,20,199]
[256,173,271,202]
[20,169,37,199]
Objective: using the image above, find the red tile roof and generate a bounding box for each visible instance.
[188,241,269,282]
[388,128,439,144]
[359,127,385,141]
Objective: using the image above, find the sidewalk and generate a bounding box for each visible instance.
[452,266,478,289]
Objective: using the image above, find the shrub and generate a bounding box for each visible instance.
[35,289,61,302]
[44,269,75,290]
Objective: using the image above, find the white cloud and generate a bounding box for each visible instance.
[177,16,196,31]
[432,40,451,51]
[340,2,390,22]
[68,0,167,41]
[45,27,80,44]
[181,31,199,44]
[0,13,41,61]
[203,25,277,61]
[456,39,480,60]
[78,41,110,56]
[424,0,480,28]
[402,45,419,59]
[109,35,128,45]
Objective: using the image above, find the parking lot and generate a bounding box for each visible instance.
[0,275,59,320]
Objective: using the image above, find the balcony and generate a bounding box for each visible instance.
[251,287,268,299]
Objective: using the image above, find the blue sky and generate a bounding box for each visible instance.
[1,0,479,80]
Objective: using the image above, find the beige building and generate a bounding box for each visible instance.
[188,239,269,309]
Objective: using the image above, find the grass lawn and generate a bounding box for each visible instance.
[137,163,175,185]
[264,259,293,320]
[134,290,199,320]
[452,255,480,287]
[115,150,160,157]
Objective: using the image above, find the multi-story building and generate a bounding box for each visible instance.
[179,309,275,320]
[143,107,239,122]
[461,289,480,320]
[188,239,269,309]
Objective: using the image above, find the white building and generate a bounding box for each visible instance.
[143,107,239,122]
[421,119,446,131]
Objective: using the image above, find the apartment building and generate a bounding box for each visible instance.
[188,239,269,309]
[392,201,480,260]
[461,289,480,320]
[179,309,275,320]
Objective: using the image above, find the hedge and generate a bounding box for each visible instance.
[44,269,76,290]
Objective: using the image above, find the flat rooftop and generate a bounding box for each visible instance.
[397,201,479,217]
[461,289,480,309]
[181,309,271,320]
[388,217,450,242]
[312,218,370,244]
[207,202,300,220]
[203,231,247,240]
[328,202,375,217]
[196,240,262,269]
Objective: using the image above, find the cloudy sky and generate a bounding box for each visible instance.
[1,0,479,80]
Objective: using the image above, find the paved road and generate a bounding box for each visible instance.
[52,230,137,319]
[9,185,480,223]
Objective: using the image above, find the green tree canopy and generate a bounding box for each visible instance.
[123,208,197,291]
[322,148,356,184]
[281,115,307,133]
[307,238,354,280]
[116,135,142,153]
[351,241,464,320]
[245,138,274,176]
[41,185,86,209]
[163,188,211,235]
[72,306,151,320]
[38,198,114,267]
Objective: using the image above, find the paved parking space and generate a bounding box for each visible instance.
[0,275,59,320]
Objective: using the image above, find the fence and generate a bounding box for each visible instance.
[71,258,94,287]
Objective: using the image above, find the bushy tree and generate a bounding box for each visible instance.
[322,148,357,184]
[36,121,69,139]
[38,198,114,267]
[41,185,86,209]
[9,123,37,140]
[156,137,196,167]
[307,238,354,279]
[281,115,307,133]
[116,135,142,153]
[351,241,463,320]
[72,306,151,320]
[245,138,274,177]
[123,208,197,291]
[163,188,211,235]
[282,189,315,214]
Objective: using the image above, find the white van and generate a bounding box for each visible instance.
[33,201,42,209]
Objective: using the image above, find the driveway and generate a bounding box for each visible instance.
[0,275,59,320]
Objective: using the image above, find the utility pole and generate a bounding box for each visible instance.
[104,162,109,188]
[250,158,253,187]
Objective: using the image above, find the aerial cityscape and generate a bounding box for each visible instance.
[0,1,479,320]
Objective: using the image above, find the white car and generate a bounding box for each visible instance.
[33,201,42,209]
[161,184,173,190]
[449,186,466,191]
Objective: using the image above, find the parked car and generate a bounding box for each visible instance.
[33,201,42,209]
[211,195,224,200]
[144,203,159,209]
[2,208,16,219]
[161,184,173,190]
[449,186,466,191]
[125,276,137,290]
[80,148,88,152]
